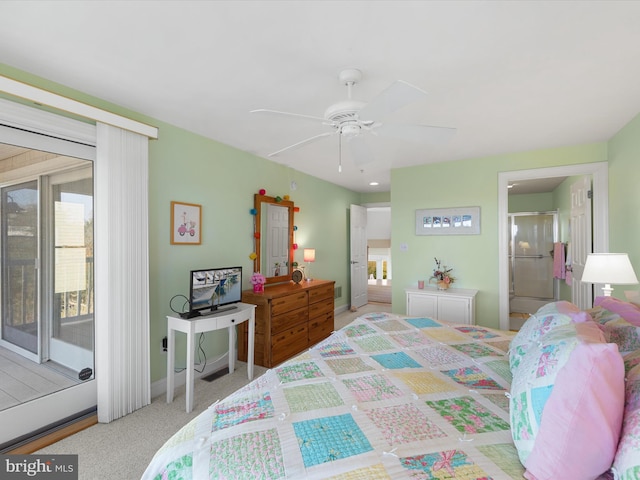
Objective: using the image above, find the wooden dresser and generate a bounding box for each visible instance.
[238,279,335,368]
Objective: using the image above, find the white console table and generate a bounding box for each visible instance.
[406,287,478,325]
[166,302,256,412]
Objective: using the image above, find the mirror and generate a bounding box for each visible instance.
[253,193,295,284]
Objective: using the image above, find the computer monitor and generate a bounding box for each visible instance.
[187,266,242,317]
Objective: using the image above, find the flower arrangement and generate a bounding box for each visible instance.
[430,257,455,288]
[251,272,266,293]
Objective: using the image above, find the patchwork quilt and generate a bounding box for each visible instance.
[142,312,523,479]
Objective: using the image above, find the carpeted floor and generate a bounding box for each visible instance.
[35,302,392,479]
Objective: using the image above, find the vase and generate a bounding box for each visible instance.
[437,281,449,290]
[253,283,264,293]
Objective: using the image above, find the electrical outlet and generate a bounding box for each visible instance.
[161,336,167,354]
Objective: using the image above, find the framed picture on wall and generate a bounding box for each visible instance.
[171,201,202,245]
[416,206,480,235]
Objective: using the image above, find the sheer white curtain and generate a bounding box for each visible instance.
[95,123,150,422]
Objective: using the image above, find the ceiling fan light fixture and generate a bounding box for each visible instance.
[341,123,361,136]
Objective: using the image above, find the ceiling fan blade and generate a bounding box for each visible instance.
[347,134,375,167]
[358,80,427,121]
[268,131,336,157]
[375,123,456,144]
[251,108,328,124]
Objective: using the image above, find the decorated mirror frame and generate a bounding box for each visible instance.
[253,193,295,285]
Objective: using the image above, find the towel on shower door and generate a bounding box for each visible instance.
[553,242,566,279]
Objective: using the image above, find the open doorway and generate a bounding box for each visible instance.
[366,206,391,304]
[498,162,609,331]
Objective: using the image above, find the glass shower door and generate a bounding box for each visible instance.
[511,213,556,299]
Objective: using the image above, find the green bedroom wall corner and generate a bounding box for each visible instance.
[149,142,360,383]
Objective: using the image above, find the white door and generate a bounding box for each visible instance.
[265,204,289,276]
[350,204,368,309]
[570,176,592,309]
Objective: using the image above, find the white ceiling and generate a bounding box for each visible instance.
[2,1,640,193]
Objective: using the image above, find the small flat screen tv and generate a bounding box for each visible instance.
[187,266,242,317]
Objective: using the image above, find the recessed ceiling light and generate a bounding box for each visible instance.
[369,181,379,186]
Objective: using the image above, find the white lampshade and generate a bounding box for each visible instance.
[581,253,639,296]
[303,249,316,263]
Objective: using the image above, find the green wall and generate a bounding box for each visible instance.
[147,126,360,382]
[508,192,554,213]
[608,112,640,288]
[390,143,608,329]
[0,64,360,383]
[361,191,391,204]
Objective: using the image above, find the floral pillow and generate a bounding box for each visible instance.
[612,359,640,479]
[595,296,640,327]
[509,302,590,374]
[509,321,625,479]
[601,316,640,355]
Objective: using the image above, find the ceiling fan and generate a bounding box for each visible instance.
[251,68,456,171]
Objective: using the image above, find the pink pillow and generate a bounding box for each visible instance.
[611,353,640,478]
[522,322,625,480]
[594,296,640,326]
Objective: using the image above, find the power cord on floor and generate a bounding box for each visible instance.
[172,333,229,374]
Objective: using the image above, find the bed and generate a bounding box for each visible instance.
[143,311,524,479]
[143,300,640,479]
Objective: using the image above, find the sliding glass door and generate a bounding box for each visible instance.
[49,168,94,375]
[1,181,39,360]
[0,166,94,376]
[0,145,96,450]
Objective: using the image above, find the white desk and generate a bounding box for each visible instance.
[166,302,256,412]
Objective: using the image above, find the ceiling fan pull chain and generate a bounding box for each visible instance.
[338,133,343,173]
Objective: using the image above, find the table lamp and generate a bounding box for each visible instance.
[581,253,638,296]
[303,248,315,281]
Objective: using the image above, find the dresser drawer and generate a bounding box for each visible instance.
[272,323,308,365]
[271,291,308,316]
[308,297,333,318]
[309,284,334,304]
[271,306,308,335]
[309,311,333,344]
